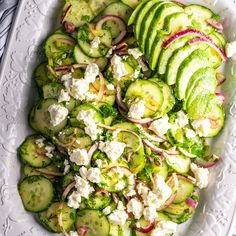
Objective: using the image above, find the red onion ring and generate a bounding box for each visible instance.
[171,0,186,6]
[112,193,119,204]
[126,117,153,125]
[55,65,71,72]
[97,73,106,102]
[137,57,149,72]
[116,85,128,112]
[95,15,127,45]
[134,219,155,233]
[56,37,76,46]
[194,154,220,168]
[96,189,110,196]
[188,37,228,61]
[88,143,99,159]
[62,181,76,200]
[215,92,225,105]
[206,18,223,31]
[61,4,72,24]
[77,226,88,236]
[35,169,64,177]
[163,29,213,48]
[186,198,197,209]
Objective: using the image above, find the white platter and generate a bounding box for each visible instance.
[1,0,236,235]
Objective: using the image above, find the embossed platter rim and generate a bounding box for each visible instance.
[1,0,236,235]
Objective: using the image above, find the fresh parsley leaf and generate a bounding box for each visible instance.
[81,15,90,22]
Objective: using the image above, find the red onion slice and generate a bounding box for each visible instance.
[137,57,149,72]
[88,143,98,159]
[126,117,153,125]
[35,169,64,177]
[96,189,110,196]
[61,4,72,24]
[171,0,186,6]
[206,18,223,31]
[95,15,127,45]
[186,198,197,209]
[112,193,119,204]
[194,154,220,168]
[77,226,88,236]
[97,73,106,102]
[216,72,227,86]
[215,92,225,105]
[55,65,71,72]
[163,29,213,48]
[134,219,155,233]
[115,42,128,51]
[188,37,228,61]
[56,37,76,46]
[116,85,128,112]
[62,181,76,200]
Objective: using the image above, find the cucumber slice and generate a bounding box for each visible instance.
[158,35,195,75]
[77,25,109,58]
[125,80,164,118]
[23,164,60,180]
[39,202,76,233]
[149,79,175,117]
[45,33,76,66]
[176,49,211,100]
[20,135,52,168]
[138,1,165,52]
[146,2,183,59]
[112,122,138,132]
[212,31,227,48]
[62,0,94,27]
[173,176,194,204]
[184,68,217,110]
[88,0,115,15]
[54,127,92,151]
[166,43,207,85]
[73,45,108,70]
[70,103,104,127]
[75,209,110,236]
[102,2,133,23]
[135,0,163,42]
[34,62,50,89]
[86,192,112,210]
[121,0,141,9]
[29,99,68,137]
[18,175,55,212]
[42,82,64,99]
[152,161,169,180]
[166,155,191,174]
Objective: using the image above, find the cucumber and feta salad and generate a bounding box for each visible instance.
[18,0,229,235]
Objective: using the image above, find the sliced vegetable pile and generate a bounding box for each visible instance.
[18,0,228,235]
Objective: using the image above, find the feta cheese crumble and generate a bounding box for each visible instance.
[143,207,157,221]
[44,145,55,158]
[108,202,128,225]
[58,89,70,103]
[176,110,189,128]
[127,198,143,219]
[95,159,103,168]
[69,231,79,236]
[107,83,115,91]
[128,100,145,119]
[99,140,126,162]
[67,191,81,209]
[149,115,170,136]
[111,54,128,80]
[87,168,101,183]
[151,220,177,236]
[103,206,112,215]
[68,78,90,101]
[192,119,211,137]
[91,37,101,49]
[48,104,68,126]
[128,48,143,59]
[225,40,236,59]
[133,69,140,79]
[115,180,126,191]
[74,175,94,199]
[185,128,197,139]
[69,148,90,166]
[77,109,103,141]
[191,163,209,189]
[84,63,99,83]
[35,137,45,148]
[79,166,88,179]
[64,159,70,174]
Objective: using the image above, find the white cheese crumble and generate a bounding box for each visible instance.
[127,198,143,219]
[99,140,126,162]
[176,110,189,128]
[192,119,211,137]
[128,48,143,59]
[84,63,99,83]
[112,128,121,138]
[48,104,68,126]
[128,100,146,119]
[61,73,72,81]
[133,69,140,79]
[111,54,128,81]
[115,180,126,191]
[95,159,103,168]
[151,220,177,236]
[225,40,236,59]
[44,145,55,158]
[69,231,78,236]
[106,48,113,58]
[67,191,82,209]
[126,189,136,197]
[103,206,112,215]
[74,175,94,199]
[152,174,172,207]
[77,109,103,141]
[149,115,170,136]
[91,37,101,49]
[35,137,45,148]
[58,89,70,103]
[85,92,97,101]
[185,128,197,139]
[191,163,209,189]
[79,166,88,179]
[87,168,101,183]
[108,201,128,225]
[136,182,149,196]
[64,159,70,174]
[107,83,115,90]
[143,206,157,221]
[69,148,90,166]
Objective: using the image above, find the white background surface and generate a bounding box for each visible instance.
[0,0,236,235]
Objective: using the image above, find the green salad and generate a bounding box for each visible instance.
[18,0,230,235]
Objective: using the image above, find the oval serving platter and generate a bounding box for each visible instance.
[1,0,236,235]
